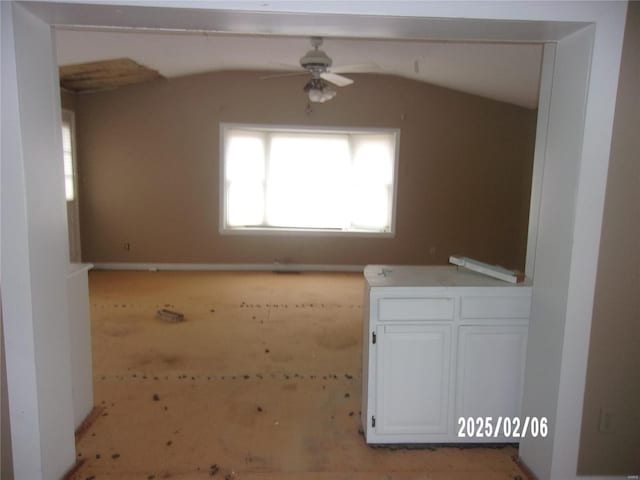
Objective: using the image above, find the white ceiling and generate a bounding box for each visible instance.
[55,28,543,109]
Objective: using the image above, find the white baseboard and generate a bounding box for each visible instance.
[91,263,365,273]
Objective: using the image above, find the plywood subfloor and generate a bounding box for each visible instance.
[71,270,526,480]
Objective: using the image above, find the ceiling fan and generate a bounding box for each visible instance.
[262,37,379,103]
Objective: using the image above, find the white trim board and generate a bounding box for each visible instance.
[525,43,556,279]
[92,263,365,273]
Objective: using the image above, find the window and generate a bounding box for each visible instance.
[61,111,76,201]
[220,124,399,236]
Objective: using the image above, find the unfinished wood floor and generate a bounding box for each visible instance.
[71,270,526,480]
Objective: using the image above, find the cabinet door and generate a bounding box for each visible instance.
[456,325,527,422]
[376,324,451,435]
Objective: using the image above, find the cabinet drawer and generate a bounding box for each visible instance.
[378,297,454,321]
[461,296,531,319]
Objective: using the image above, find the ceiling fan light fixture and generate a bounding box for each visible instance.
[304,78,336,103]
[309,86,336,103]
[323,85,337,101]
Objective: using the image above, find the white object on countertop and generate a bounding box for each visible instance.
[449,255,524,284]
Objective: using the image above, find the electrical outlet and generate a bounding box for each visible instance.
[598,407,615,433]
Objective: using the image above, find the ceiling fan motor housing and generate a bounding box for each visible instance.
[300,49,333,71]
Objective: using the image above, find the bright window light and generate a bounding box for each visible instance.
[61,117,76,201]
[221,125,399,236]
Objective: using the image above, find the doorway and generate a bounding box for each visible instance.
[2,3,626,480]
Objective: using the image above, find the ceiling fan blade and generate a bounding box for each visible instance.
[331,62,381,74]
[259,61,307,80]
[269,62,305,70]
[321,72,354,87]
[259,71,308,81]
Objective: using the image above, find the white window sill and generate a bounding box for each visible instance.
[219,226,395,238]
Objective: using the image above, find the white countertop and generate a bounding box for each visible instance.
[364,265,532,288]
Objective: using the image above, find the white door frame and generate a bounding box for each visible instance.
[0,2,627,479]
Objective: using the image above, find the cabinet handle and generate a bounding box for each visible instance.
[372,332,377,344]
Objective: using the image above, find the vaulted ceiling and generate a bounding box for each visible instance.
[55,28,543,109]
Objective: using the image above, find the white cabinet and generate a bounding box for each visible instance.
[67,263,94,429]
[376,324,451,435]
[455,325,528,438]
[362,265,531,444]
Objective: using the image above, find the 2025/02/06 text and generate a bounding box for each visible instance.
[457,416,548,439]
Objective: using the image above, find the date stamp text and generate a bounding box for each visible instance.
[457,416,549,439]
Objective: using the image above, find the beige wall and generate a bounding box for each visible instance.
[74,71,536,268]
[578,2,640,475]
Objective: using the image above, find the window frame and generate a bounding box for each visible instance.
[219,123,400,238]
